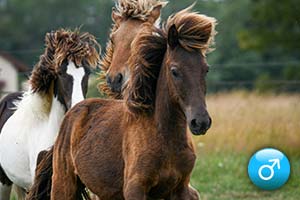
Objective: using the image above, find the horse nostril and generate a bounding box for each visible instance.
[190,119,198,129]
[190,117,211,131]
[116,73,123,84]
[106,76,112,85]
[200,122,207,131]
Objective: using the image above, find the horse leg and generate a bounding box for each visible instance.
[51,118,80,200]
[123,178,147,200]
[51,158,78,200]
[168,184,200,200]
[51,143,79,200]
[0,164,13,200]
[0,182,12,200]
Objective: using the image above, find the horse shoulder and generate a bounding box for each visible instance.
[66,98,122,154]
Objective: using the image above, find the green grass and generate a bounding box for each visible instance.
[10,196,16,200]
[10,154,299,200]
[191,152,300,200]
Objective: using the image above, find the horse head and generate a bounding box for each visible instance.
[125,5,216,135]
[30,29,100,110]
[100,0,167,98]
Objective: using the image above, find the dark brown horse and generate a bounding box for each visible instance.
[99,0,167,97]
[29,6,216,200]
[26,1,165,199]
[26,1,166,199]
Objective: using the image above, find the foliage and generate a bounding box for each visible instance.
[254,73,275,93]
[0,0,114,65]
[238,0,300,54]
[0,0,299,93]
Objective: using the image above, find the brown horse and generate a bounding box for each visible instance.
[29,6,216,200]
[26,1,166,199]
[99,0,167,97]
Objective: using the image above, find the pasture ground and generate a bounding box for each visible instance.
[10,91,300,200]
[191,91,300,200]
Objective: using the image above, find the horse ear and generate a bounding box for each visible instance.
[168,24,179,49]
[112,8,122,24]
[148,5,162,24]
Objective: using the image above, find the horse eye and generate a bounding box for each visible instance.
[171,67,180,78]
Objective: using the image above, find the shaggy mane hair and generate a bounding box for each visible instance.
[114,0,167,21]
[98,0,167,98]
[125,6,217,115]
[124,23,167,115]
[164,5,217,54]
[30,29,100,93]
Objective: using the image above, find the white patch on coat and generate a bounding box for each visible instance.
[0,91,65,190]
[66,62,85,107]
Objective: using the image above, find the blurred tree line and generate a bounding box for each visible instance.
[0,0,299,94]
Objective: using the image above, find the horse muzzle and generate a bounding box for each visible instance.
[188,115,212,135]
[106,73,123,93]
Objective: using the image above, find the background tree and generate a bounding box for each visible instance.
[0,0,299,94]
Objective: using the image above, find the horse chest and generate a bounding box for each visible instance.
[149,148,196,197]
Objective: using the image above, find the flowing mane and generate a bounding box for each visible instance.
[125,23,167,115]
[30,29,100,93]
[114,0,167,21]
[98,0,167,98]
[164,5,217,54]
[125,6,217,115]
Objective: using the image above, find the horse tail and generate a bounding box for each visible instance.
[26,148,53,200]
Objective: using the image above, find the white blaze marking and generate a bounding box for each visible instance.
[66,62,85,107]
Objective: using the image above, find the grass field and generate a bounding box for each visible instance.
[10,91,300,199]
[190,91,300,200]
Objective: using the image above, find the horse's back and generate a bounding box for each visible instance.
[0,92,23,133]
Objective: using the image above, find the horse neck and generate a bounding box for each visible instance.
[48,94,66,131]
[32,89,66,148]
[27,83,66,127]
[154,62,187,143]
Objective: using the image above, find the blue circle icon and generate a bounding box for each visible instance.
[248,148,290,190]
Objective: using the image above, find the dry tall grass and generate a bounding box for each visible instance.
[194,91,300,156]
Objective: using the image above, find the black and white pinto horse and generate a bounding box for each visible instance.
[0,29,100,200]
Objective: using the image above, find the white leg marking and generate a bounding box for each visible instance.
[66,62,85,107]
